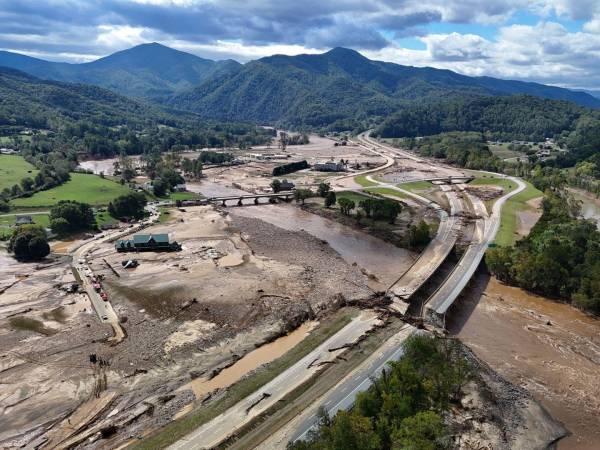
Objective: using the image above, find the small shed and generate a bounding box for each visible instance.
[15,215,34,226]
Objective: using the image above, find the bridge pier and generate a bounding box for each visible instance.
[254,197,259,205]
[269,197,277,204]
[237,198,243,206]
[221,200,227,207]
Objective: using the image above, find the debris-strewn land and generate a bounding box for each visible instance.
[451,344,568,450]
[0,205,375,449]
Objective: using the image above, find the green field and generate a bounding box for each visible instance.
[11,173,131,208]
[471,176,518,193]
[354,173,379,187]
[335,191,371,204]
[166,191,198,201]
[397,180,432,192]
[365,187,409,200]
[495,180,543,246]
[0,155,39,191]
[0,213,50,229]
[488,143,523,160]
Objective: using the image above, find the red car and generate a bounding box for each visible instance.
[100,292,108,301]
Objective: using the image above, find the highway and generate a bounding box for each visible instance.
[162,135,528,450]
[288,324,416,444]
[346,133,468,313]
[425,176,526,326]
[167,312,381,450]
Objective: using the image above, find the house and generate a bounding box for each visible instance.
[173,183,187,192]
[115,233,181,252]
[14,215,34,226]
[279,179,295,191]
[313,161,345,172]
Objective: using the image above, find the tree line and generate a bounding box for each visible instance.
[289,334,470,450]
[486,190,600,315]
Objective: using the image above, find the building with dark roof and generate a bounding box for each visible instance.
[116,233,181,252]
[14,215,34,226]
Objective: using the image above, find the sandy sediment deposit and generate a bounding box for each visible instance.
[0,204,376,449]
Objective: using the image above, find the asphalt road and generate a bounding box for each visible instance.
[286,324,417,443]
[425,176,526,324]
[167,312,381,450]
[70,203,161,342]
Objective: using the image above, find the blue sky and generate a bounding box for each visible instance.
[1,0,600,90]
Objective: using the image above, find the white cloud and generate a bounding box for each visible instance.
[422,33,491,61]
[95,25,153,49]
[366,21,600,90]
[167,40,325,61]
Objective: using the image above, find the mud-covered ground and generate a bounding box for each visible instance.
[450,343,567,450]
[0,206,375,449]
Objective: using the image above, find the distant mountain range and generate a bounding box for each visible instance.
[1,43,599,128]
[0,43,240,99]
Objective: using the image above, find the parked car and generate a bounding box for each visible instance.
[92,282,101,292]
[100,292,108,301]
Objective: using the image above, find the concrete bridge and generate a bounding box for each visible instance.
[421,175,475,184]
[208,191,295,207]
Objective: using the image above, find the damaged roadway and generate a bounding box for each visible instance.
[0,204,379,449]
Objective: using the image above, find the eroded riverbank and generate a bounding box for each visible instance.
[448,273,600,449]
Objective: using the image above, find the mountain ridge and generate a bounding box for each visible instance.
[0,43,241,99]
[1,44,599,128]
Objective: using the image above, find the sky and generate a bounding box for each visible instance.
[1,0,600,91]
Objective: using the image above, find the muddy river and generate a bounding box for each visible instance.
[232,205,414,289]
[569,189,600,227]
[448,274,600,450]
[189,181,415,289]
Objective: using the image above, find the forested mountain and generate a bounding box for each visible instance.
[2,44,599,129]
[168,47,600,128]
[0,67,177,130]
[373,95,589,141]
[0,43,240,99]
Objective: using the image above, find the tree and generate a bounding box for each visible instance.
[317,182,331,198]
[391,411,445,450]
[50,217,70,235]
[359,198,375,218]
[10,184,22,197]
[49,200,95,233]
[20,177,34,192]
[325,191,337,208]
[153,179,167,197]
[0,200,9,213]
[271,179,282,193]
[8,225,50,261]
[108,192,147,220]
[408,220,431,248]
[338,198,355,215]
[34,171,45,188]
[294,189,314,204]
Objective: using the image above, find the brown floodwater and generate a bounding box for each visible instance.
[231,204,415,289]
[448,274,600,450]
[183,321,316,399]
[187,180,415,289]
[569,189,600,228]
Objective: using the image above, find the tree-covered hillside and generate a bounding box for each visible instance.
[167,47,600,129]
[0,43,241,100]
[0,66,171,130]
[373,95,588,141]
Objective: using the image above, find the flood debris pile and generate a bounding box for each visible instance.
[0,203,379,449]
